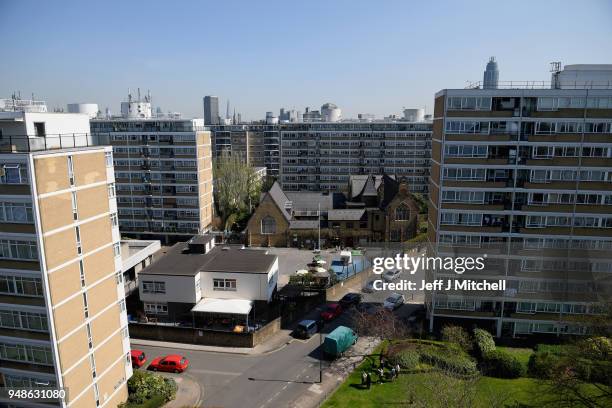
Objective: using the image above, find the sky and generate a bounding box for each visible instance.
[1,0,611,120]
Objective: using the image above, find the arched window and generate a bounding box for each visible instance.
[395,204,410,221]
[261,216,276,234]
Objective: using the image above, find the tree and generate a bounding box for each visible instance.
[213,152,261,231]
[352,307,409,350]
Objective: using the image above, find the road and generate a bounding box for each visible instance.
[134,308,352,408]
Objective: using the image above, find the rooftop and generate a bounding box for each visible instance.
[0,133,110,153]
[139,242,277,277]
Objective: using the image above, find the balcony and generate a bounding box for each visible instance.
[0,133,110,153]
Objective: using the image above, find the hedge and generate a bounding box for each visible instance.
[419,348,478,376]
[482,349,525,379]
[388,349,420,370]
[473,328,496,359]
[119,371,177,406]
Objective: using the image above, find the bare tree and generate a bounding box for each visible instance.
[352,307,409,349]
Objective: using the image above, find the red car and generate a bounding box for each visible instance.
[130,350,147,368]
[320,303,343,321]
[148,354,189,373]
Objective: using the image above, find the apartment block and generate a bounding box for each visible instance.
[428,67,612,338]
[211,122,431,194]
[0,109,131,407]
[91,112,214,242]
[211,124,280,177]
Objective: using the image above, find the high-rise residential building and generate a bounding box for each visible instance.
[210,124,280,177]
[0,109,131,407]
[90,98,214,243]
[278,121,432,193]
[428,64,612,338]
[211,121,431,193]
[203,96,219,125]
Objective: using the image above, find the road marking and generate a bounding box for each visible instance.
[188,368,241,376]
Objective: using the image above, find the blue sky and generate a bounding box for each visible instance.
[1,0,611,120]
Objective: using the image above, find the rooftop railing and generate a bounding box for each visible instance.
[465,81,612,90]
[0,133,111,153]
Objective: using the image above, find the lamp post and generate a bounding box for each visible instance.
[318,320,324,383]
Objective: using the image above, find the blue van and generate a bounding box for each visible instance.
[295,320,319,339]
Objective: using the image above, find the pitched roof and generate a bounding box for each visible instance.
[267,182,291,221]
[285,191,335,211]
[289,220,320,229]
[327,209,366,221]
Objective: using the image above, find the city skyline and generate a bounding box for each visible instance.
[1,0,612,120]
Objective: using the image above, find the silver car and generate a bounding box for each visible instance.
[383,293,405,310]
[383,270,402,282]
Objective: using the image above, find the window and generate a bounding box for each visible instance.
[113,243,121,258]
[105,151,113,167]
[77,261,86,288]
[119,299,126,312]
[0,239,38,260]
[115,271,123,285]
[82,292,89,318]
[110,213,118,227]
[143,302,168,314]
[0,275,43,297]
[107,183,116,199]
[71,191,78,220]
[33,122,46,137]
[121,326,129,339]
[0,202,33,223]
[261,216,276,235]
[94,382,100,406]
[1,164,28,184]
[75,226,82,255]
[142,281,166,294]
[0,342,53,365]
[90,354,97,378]
[0,309,48,331]
[395,205,410,221]
[67,156,74,186]
[213,278,237,291]
[86,323,93,348]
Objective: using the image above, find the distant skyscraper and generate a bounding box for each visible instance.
[483,57,499,89]
[203,96,219,125]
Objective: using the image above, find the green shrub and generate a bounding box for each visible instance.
[123,371,177,405]
[419,348,478,376]
[528,351,560,379]
[580,336,611,360]
[482,349,525,378]
[388,349,420,370]
[473,328,496,359]
[441,325,472,352]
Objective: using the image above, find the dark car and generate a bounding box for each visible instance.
[320,303,343,321]
[339,293,362,309]
[294,319,319,339]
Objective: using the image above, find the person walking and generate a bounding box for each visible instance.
[390,367,396,381]
[377,367,384,383]
[395,363,401,377]
[366,372,372,389]
[361,371,367,388]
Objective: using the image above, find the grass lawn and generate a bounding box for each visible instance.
[322,343,601,408]
[497,346,533,371]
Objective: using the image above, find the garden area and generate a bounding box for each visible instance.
[118,370,177,408]
[323,326,611,408]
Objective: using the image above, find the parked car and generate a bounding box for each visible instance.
[323,325,358,358]
[362,280,376,293]
[383,293,405,310]
[148,355,189,373]
[320,303,343,321]
[383,270,402,282]
[294,319,320,339]
[130,350,147,368]
[339,293,362,308]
